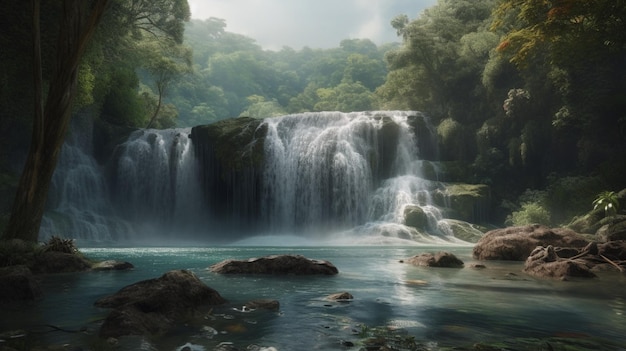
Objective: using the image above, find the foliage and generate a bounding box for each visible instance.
[42,235,79,254]
[593,191,620,217]
[506,201,551,226]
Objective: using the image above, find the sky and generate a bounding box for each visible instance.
[187,0,438,50]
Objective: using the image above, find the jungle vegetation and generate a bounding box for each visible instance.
[1,0,625,239]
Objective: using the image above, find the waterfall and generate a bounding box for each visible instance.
[260,111,453,243]
[40,118,134,242]
[41,125,206,243]
[110,128,207,240]
[42,111,477,244]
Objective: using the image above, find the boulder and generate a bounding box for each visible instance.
[325,292,353,301]
[472,224,589,261]
[403,205,428,229]
[95,270,226,338]
[598,241,626,261]
[190,117,267,231]
[31,251,92,274]
[0,265,42,301]
[244,299,280,311]
[596,216,626,241]
[433,183,490,224]
[92,260,134,271]
[439,218,486,243]
[523,246,596,280]
[209,254,338,275]
[404,251,464,268]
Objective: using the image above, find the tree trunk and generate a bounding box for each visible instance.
[2,0,109,242]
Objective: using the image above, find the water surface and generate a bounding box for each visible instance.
[2,246,625,350]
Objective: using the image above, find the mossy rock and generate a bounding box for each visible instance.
[434,183,490,223]
[403,205,428,229]
[440,219,486,243]
[191,117,267,177]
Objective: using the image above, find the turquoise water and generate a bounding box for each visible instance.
[2,245,626,350]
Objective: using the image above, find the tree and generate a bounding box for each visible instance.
[3,0,110,242]
[141,40,192,128]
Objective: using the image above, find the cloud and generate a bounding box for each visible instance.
[187,0,437,50]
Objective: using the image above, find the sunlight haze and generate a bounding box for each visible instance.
[187,0,437,50]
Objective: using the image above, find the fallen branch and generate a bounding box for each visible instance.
[600,254,625,273]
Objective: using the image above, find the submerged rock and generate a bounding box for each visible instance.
[325,292,354,301]
[404,251,464,268]
[95,270,226,338]
[244,299,280,311]
[472,224,589,261]
[92,260,134,271]
[209,254,338,275]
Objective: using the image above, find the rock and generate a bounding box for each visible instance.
[190,118,267,231]
[209,254,338,275]
[0,265,42,301]
[31,251,92,274]
[439,218,486,243]
[523,246,596,280]
[598,241,626,260]
[472,224,589,261]
[325,292,353,301]
[92,260,134,271]
[403,205,428,229]
[468,263,487,269]
[433,183,490,224]
[244,299,280,311]
[95,270,226,338]
[596,216,626,241]
[404,251,464,268]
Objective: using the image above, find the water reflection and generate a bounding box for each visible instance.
[2,246,625,350]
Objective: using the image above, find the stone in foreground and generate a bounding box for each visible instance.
[95,270,226,338]
[523,245,596,280]
[472,224,589,261]
[209,254,338,275]
[404,251,464,268]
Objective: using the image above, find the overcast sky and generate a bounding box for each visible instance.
[187,0,438,50]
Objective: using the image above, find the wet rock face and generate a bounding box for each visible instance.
[95,270,226,338]
[209,254,338,275]
[472,224,589,261]
[404,251,464,268]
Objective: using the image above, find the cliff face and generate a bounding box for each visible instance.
[190,117,267,231]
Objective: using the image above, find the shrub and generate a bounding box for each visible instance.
[506,202,551,226]
[42,235,78,254]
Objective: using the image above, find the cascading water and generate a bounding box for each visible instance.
[111,128,207,240]
[42,111,481,244]
[260,111,458,244]
[40,118,135,242]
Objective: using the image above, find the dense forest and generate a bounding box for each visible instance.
[1,0,625,238]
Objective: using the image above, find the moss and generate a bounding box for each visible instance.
[442,219,487,243]
[434,183,491,224]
